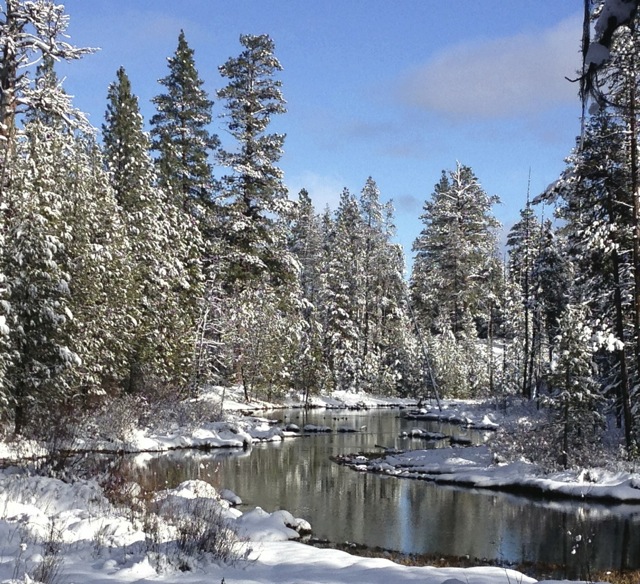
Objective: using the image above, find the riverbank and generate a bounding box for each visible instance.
[0,464,537,584]
[334,444,640,503]
[0,387,636,583]
[0,407,539,584]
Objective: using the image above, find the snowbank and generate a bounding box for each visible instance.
[0,468,541,584]
[336,444,640,503]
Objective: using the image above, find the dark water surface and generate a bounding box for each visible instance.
[125,408,640,577]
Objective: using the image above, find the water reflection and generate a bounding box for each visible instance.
[124,409,640,577]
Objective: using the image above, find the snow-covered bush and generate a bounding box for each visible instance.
[150,481,243,570]
[490,406,611,471]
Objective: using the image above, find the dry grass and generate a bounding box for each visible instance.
[308,539,640,583]
[591,570,640,584]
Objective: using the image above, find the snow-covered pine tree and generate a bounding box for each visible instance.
[411,162,501,336]
[322,189,365,391]
[506,201,542,398]
[0,0,100,433]
[315,180,416,395]
[3,116,133,434]
[150,31,218,217]
[410,163,502,398]
[0,0,94,148]
[3,120,77,433]
[540,109,635,451]
[214,34,303,399]
[358,178,414,394]
[288,189,328,399]
[543,304,604,469]
[216,33,295,288]
[103,66,204,394]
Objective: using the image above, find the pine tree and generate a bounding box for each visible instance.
[0,0,94,146]
[288,189,328,399]
[541,109,635,450]
[150,30,218,214]
[506,202,544,398]
[410,163,502,397]
[217,33,294,287]
[3,119,131,433]
[323,189,364,391]
[104,66,204,393]
[214,34,301,398]
[411,163,502,335]
[313,180,416,395]
[543,304,604,468]
[357,178,414,394]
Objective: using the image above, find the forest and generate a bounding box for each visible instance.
[0,0,639,470]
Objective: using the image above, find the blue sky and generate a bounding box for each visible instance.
[58,1,584,268]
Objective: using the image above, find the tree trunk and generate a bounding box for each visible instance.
[605,175,634,447]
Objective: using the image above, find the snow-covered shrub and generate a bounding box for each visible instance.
[542,305,605,469]
[30,519,64,584]
[88,394,144,444]
[140,387,224,434]
[428,324,491,399]
[151,481,243,569]
[173,499,240,566]
[490,407,611,471]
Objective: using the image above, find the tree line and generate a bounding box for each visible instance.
[0,1,639,466]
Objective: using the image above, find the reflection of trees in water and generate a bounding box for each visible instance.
[121,409,640,575]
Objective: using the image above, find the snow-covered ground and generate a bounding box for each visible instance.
[335,444,640,503]
[0,463,537,584]
[334,399,640,504]
[0,387,635,583]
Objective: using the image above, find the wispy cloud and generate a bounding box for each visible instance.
[286,171,346,211]
[397,14,582,119]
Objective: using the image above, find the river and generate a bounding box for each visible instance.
[124,408,640,578]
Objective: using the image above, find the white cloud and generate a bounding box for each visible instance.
[286,171,346,211]
[398,14,582,119]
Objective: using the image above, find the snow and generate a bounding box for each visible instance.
[0,388,637,582]
[338,444,640,503]
[595,0,637,37]
[0,466,539,584]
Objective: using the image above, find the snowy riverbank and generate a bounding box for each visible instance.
[334,444,640,503]
[0,461,541,584]
[0,388,636,583]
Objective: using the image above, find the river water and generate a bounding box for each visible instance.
[125,408,640,577]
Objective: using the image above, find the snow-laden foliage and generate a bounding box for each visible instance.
[2,119,132,433]
[410,162,502,398]
[104,66,204,393]
[216,33,295,287]
[542,304,606,468]
[150,30,218,212]
[544,30,640,451]
[289,180,418,396]
[0,0,94,144]
[411,162,502,336]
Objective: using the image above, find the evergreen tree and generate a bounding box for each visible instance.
[410,163,502,398]
[541,108,635,449]
[3,119,130,433]
[288,189,328,399]
[323,189,364,390]
[506,203,545,398]
[217,33,294,287]
[104,66,204,393]
[543,304,604,468]
[314,181,415,395]
[357,178,414,394]
[411,162,502,336]
[214,34,301,398]
[0,0,93,147]
[150,30,218,214]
